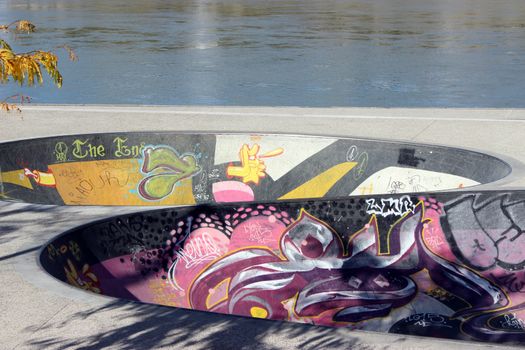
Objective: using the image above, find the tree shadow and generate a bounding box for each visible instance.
[0,201,139,248]
[0,202,377,348]
[0,202,474,349]
[25,298,380,350]
[0,202,59,216]
[0,244,40,261]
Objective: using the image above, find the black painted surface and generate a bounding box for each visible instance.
[0,132,512,205]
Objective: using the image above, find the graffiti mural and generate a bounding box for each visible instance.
[138,146,201,201]
[40,191,525,344]
[0,132,509,205]
[226,143,284,184]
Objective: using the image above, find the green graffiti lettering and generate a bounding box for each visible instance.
[72,139,89,159]
[114,137,146,158]
[93,144,105,157]
[72,139,105,159]
[113,137,131,157]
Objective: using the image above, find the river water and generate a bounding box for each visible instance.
[1,0,525,107]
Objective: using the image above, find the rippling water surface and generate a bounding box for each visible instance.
[1,0,525,106]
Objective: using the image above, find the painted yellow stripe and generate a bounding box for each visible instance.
[0,169,33,189]
[278,162,357,200]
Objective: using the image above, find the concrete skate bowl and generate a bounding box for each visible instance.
[40,191,525,345]
[0,132,513,205]
[2,132,522,345]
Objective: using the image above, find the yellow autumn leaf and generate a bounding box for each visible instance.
[0,46,62,87]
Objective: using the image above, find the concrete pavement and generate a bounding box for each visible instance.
[1,105,525,349]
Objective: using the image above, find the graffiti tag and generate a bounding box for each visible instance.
[490,272,525,293]
[500,313,525,331]
[55,137,146,161]
[174,232,223,268]
[406,313,452,328]
[113,137,145,158]
[365,195,415,217]
[54,142,68,162]
[243,221,273,243]
[72,139,106,159]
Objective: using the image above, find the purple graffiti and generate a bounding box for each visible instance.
[187,204,508,329]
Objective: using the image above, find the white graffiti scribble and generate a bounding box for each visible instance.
[426,235,444,249]
[365,195,415,217]
[243,221,272,244]
[501,313,525,331]
[175,232,223,269]
[167,230,222,291]
[129,244,147,263]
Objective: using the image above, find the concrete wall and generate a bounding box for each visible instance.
[0,132,510,205]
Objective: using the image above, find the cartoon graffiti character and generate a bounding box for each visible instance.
[138,146,200,201]
[227,144,284,185]
[24,168,56,187]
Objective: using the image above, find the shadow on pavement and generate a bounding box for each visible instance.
[23,299,382,350]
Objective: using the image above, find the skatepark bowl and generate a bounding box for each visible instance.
[3,131,525,344]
